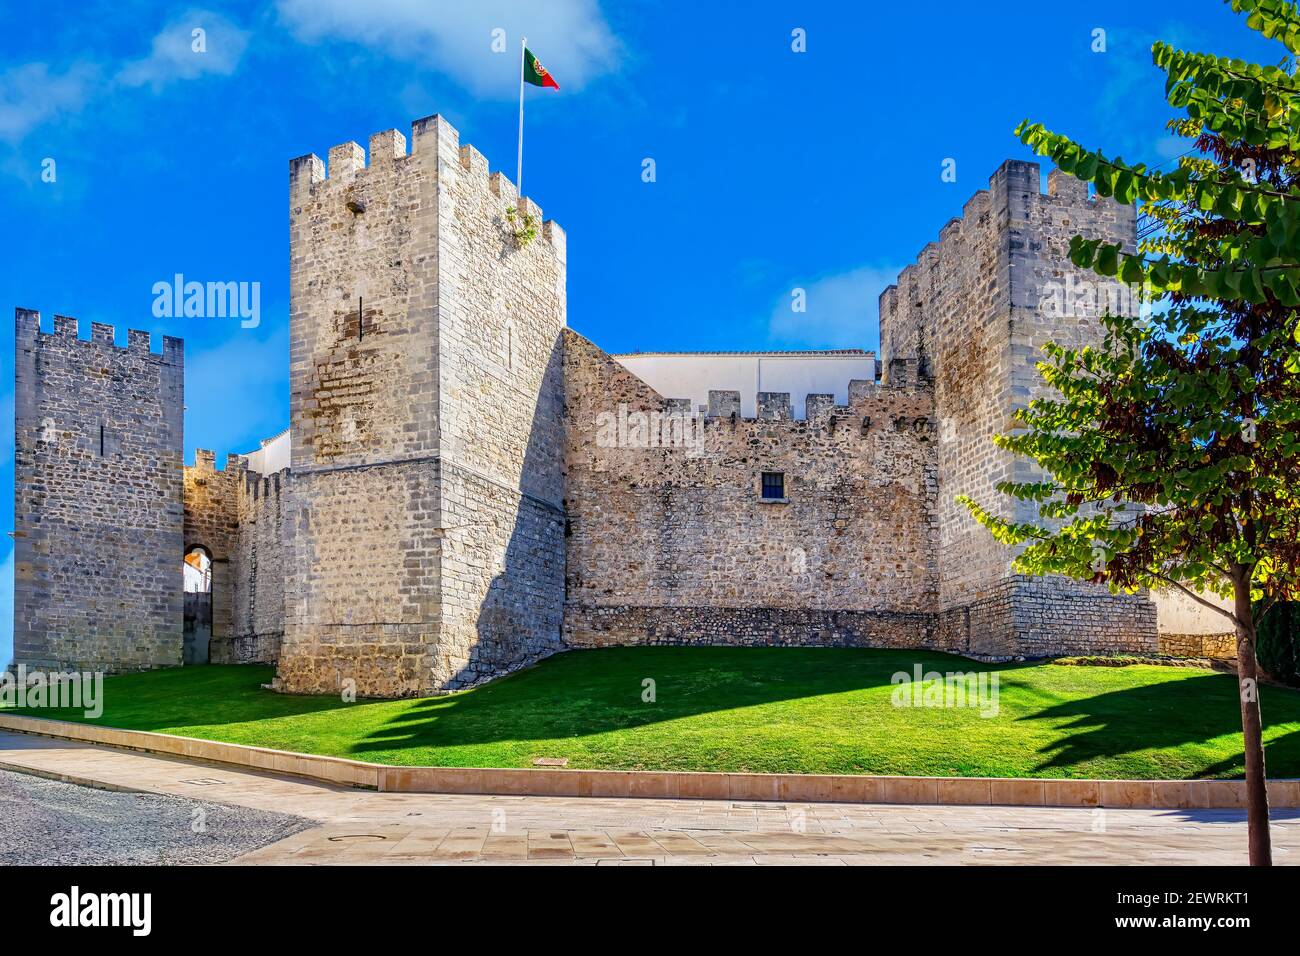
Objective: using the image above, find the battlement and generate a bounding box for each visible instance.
[877,159,1136,320]
[289,113,565,253]
[699,371,932,425]
[187,449,246,473]
[16,308,183,362]
[242,466,289,500]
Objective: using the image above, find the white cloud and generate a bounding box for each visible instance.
[769,265,904,350]
[1088,23,1209,164]
[117,10,250,90]
[0,10,249,143]
[0,62,99,141]
[276,0,620,95]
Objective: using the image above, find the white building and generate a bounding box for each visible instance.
[241,427,290,475]
[613,349,877,419]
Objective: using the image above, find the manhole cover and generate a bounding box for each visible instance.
[596,858,655,865]
[326,834,390,843]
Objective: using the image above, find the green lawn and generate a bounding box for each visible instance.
[8,647,1300,779]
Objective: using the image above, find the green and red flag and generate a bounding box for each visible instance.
[524,47,560,89]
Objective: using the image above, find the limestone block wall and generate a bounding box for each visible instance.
[562,329,944,649]
[427,116,568,689]
[13,310,184,672]
[279,122,442,696]
[880,161,1157,656]
[183,450,241,654]
[435,462,566,688]
[278,115,567,696]
[1152,587,1237,659]
[227,469,288,664]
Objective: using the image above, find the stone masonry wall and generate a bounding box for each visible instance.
[563,329,945,650]
[13,310,184,672]
[879,161,1157,656]
[227,468,288,664]
[1159,632,1237,660]
[277,115,567,696]
[428,115,568,689]
[279,120,445,696]
[182,450,240,654]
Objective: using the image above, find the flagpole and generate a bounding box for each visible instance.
[517,35,526,198]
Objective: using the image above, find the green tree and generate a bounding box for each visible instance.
[960,0,1300,865]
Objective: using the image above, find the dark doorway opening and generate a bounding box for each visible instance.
[183,546,212,665]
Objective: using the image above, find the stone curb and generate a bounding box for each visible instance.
[0,758,145,794]
[3,713,1297,809]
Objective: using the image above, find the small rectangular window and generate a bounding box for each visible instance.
[761,471,785,500]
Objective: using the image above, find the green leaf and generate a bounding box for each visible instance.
[1096,245,1120,277]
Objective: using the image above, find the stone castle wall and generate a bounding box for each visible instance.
[229,468,288,664]
[562,329,946,649]
[278,123,444,696]
[880,160,1157,656]
[13,145,1182,688]
[12,311,184,672]
[276,115,567,696]
[425,116,568,690]
[183,450,240,654]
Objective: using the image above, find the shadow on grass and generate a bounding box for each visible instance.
[347,646,954,755]
[6,664,357,728]
[7,648,948,742]
[16,650,1300,780]
[1021,671,1300,778]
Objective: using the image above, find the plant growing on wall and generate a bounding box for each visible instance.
[959,0,1300,865]
[505,205,538,248]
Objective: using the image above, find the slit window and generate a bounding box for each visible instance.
[761,472,785,500]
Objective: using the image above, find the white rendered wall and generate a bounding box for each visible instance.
[241,428,290,475]
[613,352,877,419]
[1151,587,1235,636]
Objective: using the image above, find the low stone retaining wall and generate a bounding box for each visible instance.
[1159,632,1237,660]
[2,713,1296,809]
[563,605,950,652]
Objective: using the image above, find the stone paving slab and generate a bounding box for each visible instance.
[6,713,1298,809]
[1,731,1296,866]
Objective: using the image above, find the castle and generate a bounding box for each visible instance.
[11,114,1227,697]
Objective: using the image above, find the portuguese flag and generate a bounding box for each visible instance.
[524,47,560,89]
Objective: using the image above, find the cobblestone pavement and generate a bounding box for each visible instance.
[1,732,1295,865]
[0,767,314,865]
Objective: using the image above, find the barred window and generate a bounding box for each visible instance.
[761,472,785,500]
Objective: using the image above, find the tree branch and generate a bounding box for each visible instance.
[1146,570,1242,627]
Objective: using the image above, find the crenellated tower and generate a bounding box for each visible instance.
[277,114,568,696]
[12,311,185,671]
[879,160,1158,657]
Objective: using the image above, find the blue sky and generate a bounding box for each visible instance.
[0,1,1284,666]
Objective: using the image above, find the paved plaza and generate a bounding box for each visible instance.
[0,731,1294,865]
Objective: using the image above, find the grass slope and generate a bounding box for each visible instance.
[9,647,1300,779]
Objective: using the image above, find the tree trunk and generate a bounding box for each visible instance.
[1233,568,1272,866]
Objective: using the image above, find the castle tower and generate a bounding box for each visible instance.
[12,311,185,671]
[879,161,1157,656]
[277,115,568,696]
